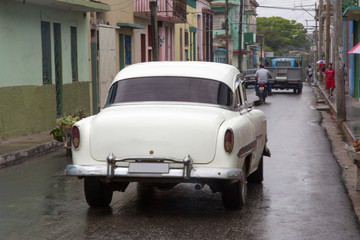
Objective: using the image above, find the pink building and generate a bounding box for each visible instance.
[196,0,214,61]
[134,0,186,61]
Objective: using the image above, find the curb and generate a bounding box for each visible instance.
[0,140,63,168]
[315,85,355,142]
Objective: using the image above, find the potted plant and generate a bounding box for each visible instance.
[50,110,88,153]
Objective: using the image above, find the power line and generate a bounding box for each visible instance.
[258,5,315,11]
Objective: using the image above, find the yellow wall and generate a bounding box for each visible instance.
[174,4,197,61]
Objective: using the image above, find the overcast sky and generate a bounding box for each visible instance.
[257,0,318,31]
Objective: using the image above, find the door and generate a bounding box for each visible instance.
[355,21,360,99]
[99,25,117,109]
[53,23,62,118]
[119,34,125,70]
[141,34,146,62]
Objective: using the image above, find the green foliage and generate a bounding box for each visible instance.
[56,115,81,126]
[257,17,309,55]
[50,110,88,142]
[50,127,63,142]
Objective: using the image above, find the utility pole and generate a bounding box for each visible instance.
[325,0,330,67]
[315,4,318,82]
[333,0,346,123]
[150,0,159,61]
[238,0,243,70]
[225,0,229,64]
[315,4,318,57]
[318,0,323,82]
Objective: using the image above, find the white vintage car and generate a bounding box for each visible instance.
[65,61,270,210]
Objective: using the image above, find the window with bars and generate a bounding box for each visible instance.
[70,26,78,81]
[185,31,189,47]
[41,21,51,84]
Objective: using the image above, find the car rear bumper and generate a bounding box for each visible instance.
[66,153,243,181]
[244,79,256,85]
[65,164,242,181]
[271,81,302,89]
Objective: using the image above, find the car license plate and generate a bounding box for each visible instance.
[129,162,169,173]
[259,87,264,91]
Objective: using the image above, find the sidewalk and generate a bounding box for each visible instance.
[0,131,62,168]
[314,81,360,224]
[316,82,360,141]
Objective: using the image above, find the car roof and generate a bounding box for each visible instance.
[112,61,240,91]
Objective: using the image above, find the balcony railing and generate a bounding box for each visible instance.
[134,0,186,23]
[343,0,359,11]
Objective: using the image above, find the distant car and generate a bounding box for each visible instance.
[65,61,270,210]
[243,68,257,88]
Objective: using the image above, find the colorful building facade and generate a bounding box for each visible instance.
[0,0,109,140]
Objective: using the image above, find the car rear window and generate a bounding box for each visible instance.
[275,61,291,67]
[245,70,256,75]
[105,77,233,107]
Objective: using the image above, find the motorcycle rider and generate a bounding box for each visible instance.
[255,64,272,95]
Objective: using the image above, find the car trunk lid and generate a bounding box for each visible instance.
[89,104,226,164]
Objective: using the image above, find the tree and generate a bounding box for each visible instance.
[257,17,309,55]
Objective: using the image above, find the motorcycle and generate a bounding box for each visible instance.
[256,82,268,103]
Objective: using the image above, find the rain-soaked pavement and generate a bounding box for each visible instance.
[1,85,360,239]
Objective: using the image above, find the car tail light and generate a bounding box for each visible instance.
[224,129,234,153]
[72,126,80,149]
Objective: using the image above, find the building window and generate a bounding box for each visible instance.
[41,21,51,84]
[185,31,189,47]
[70,26,78,81]
[120,34,132,69]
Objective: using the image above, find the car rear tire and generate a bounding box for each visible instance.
[262,94,266,103]
[137,183,155,200]
[222,166,247,210]
[247,156,264,184]
[84,177,113,208]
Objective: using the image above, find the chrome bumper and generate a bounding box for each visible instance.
[65,153,242,181]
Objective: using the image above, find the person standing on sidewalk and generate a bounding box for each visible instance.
[323,63,335,97]
[308,65,313,84]
[317,60,325,82]
[307,65,313,84]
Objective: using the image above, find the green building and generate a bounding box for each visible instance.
[0,0,109,140]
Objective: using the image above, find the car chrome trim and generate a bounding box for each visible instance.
[104,101,238,111]
[65,164,243,180]
[237,140,257,158]
[106,153,193,179]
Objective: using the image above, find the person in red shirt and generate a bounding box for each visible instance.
[323,63,335,96]
[318,61,325,81]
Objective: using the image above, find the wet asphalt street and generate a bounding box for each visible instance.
[1,85,360,239]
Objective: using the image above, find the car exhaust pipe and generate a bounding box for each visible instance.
[195,183,205,190]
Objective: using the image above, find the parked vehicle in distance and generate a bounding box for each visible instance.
[265,56,303,94]
[243,68,257,88]
[65,61,270,210]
